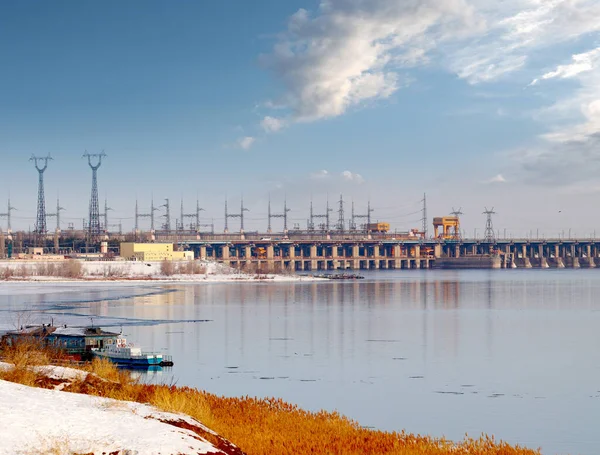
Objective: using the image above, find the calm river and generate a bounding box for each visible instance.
[1,270,599,455]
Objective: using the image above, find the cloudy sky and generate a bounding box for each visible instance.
[1,0,600,237]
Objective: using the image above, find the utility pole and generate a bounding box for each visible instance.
[351,201,373,232]
[483,207,496,243]
[269,195,291,233]
[240,197,248,232]
[102,199,113,233]
[47,197,65,231]
[83,151,106,241]
[336,194,345,232]
[421,193,428,239]
[162,198,171,232]
[224,197,249,233]
[135,198,158,233]
[180,198,204,231]
[267,195,271,233]
[30,154,53,240]
[0,197,16,232]
[312,198,332,231]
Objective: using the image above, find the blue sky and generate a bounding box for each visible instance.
[1,0,600,237]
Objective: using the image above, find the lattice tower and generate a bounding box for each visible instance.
[83,151,106,240]
[30,154,53,237]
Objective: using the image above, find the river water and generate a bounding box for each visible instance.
[0,270,599,455]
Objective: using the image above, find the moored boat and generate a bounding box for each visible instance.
[92,336,165,368]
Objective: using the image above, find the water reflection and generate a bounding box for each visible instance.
[1,271,599,455]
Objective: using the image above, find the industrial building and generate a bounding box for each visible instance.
[119,242,193,261]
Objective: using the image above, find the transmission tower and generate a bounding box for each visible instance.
[0,197,17,232]
[162,198,171,232]
[449,207,463,240]
[268,195,291,233]
[421,193,428,238]
[483,207,496,242]
[30,154,53,238]
[336,194,345,232]
[350,200,373,231]
[224,197,249,233]
[47,197,65,231]
[83,151,106,240]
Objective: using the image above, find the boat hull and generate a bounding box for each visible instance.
[93,352,163,368]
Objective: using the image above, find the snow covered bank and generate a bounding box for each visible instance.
[0,259,319,283]
[0,378,240,455]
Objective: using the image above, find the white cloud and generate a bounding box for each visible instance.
[531,47,600,85]
[454,1,600,83]
[518,46,600,184]
[262,0,481,123]
[238,136,256,150]
[260,0,600,124]
[260,116,285,133]
[341,170,365,184]
[485,174,507,184]
[310,169,330,179]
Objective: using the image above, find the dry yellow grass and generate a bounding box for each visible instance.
[0,339,59,387]
[0,346,542,455]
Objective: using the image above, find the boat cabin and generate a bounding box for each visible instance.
[1,325,121,360]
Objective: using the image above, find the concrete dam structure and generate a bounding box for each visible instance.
[171,235,600,271]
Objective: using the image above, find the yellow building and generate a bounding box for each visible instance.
[433,216,461,240]
[119,243,193,261]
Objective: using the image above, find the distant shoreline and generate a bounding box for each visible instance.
[0,259,322,284]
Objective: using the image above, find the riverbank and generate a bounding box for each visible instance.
[0,259,320,283]
[0,347,541,455]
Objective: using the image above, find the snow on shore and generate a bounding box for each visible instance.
[0,378,231,455]
[0,259,319,283]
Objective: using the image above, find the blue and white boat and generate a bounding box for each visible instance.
[92,336,165,368]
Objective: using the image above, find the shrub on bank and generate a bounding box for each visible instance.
[0,260,85,280]
[60,260,83,278]
[160,259,175,276]
[0,344,541,455]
